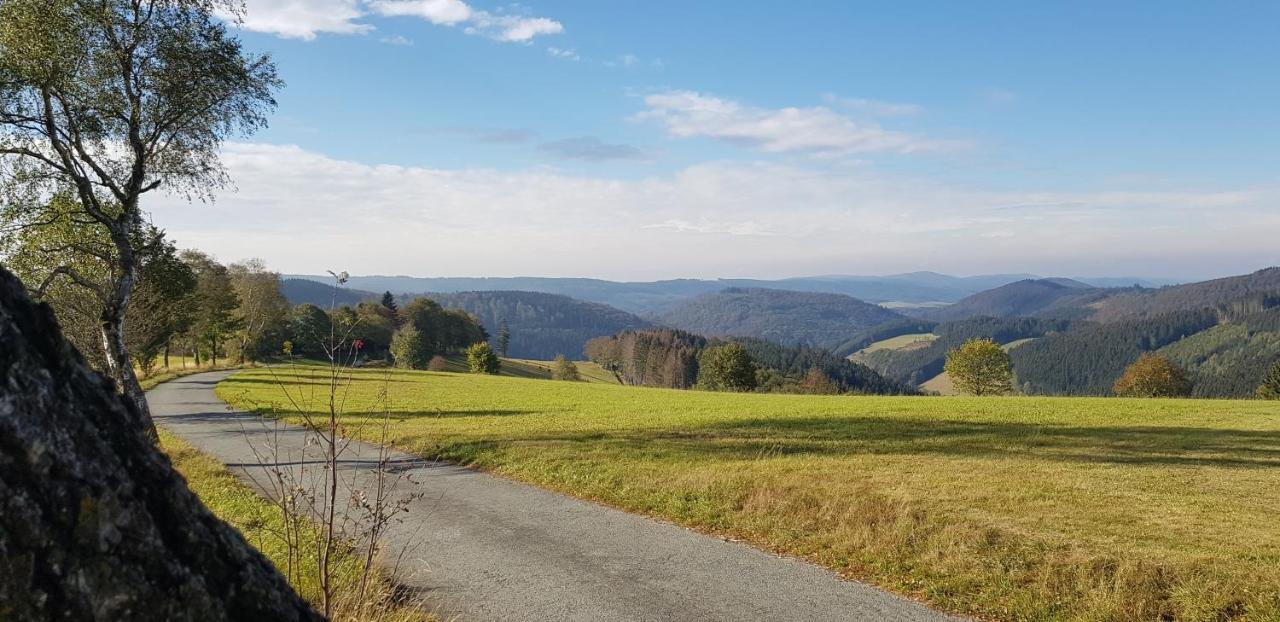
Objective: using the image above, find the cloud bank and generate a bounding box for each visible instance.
[637,90,959,156]
[146,143,1278,280]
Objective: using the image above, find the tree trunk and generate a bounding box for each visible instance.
[0,267,322,622]
[98,228,157,440]
[164,337,170,369]
[99,315,155,440]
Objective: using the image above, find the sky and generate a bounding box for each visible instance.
[149,0,1280,281]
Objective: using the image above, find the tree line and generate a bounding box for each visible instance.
[584,328,915,395]
[3,219,498,378]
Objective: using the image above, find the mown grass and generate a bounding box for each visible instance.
[137,356,243,391]
[217,366,1280,621]
[159,428,433,622]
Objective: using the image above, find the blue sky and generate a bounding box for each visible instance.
[152,1,1280,280]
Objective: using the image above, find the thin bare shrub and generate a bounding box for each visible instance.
[231,271,429,621]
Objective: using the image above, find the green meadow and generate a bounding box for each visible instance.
[217,365,1280,621]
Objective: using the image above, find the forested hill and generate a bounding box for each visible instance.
[583,328,914,395]
[852,317,1072,386]
[1088,267,1280,322]
[280,278,376,307]
[425,291,654,359]
[657,288,903,348]
[924,279,1111,322]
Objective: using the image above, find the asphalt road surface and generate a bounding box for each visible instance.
[150,370,963,622]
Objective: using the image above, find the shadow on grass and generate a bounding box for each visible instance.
[222,377,431,388]
[431,416,1280,469]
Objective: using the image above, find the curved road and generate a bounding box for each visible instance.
[150,371,962,622]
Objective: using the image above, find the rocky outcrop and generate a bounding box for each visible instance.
[0,267,323,621]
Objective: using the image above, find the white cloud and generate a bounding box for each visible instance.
[368,0,472,25]
[146,143,1279,280]
[637,90,957,156]
[230,0,562,42]
[465,11,563,42]
[220,0,372,40]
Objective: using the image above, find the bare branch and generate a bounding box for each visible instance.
[34,266,108,302]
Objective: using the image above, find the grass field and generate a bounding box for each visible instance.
[856,333,938,355]
[920,371,958,396]
[159,428,431,622]
[217,365,1280,621]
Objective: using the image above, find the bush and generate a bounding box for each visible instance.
[466,342,500,374]
[551,355,581,381]
[1114,353,1191,397]
[697,342,758,392]
[797,368,839,394]
[390,326,428,370]
[427,355,449,372]
[1257,360,1280,399]
[944,338,1013,396]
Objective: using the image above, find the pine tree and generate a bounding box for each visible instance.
[381,291,398,314]
[1258,360,1280,400]
[497,322,511,357]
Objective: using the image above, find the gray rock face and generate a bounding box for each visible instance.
[0,268,323,622]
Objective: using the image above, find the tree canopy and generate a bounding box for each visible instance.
[1113,353,1192,398]
[944,338,1013,396]
[0,0,279,431]
[697,342,759,393]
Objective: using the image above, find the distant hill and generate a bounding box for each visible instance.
[280,278,376,307]
[1010,310,1221,395]
[1157,307,1280,397]
[656,287,903,348]
[1089,267,1280,322]
[424,291,654,360]
[924,279,1113,322]
[283,272,1068,313]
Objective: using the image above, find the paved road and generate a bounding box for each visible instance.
[150,371,963,622]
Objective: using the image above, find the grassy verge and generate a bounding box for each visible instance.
[217,366,1280,621]
[159,428,433,622]
[137,358,243,391]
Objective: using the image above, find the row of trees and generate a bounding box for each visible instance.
[942,337,1280,399]
[584,329,912,396]
[384,297,489,370]
[2,208,299,376]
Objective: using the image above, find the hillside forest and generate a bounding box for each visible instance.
[7,200,1280,401]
